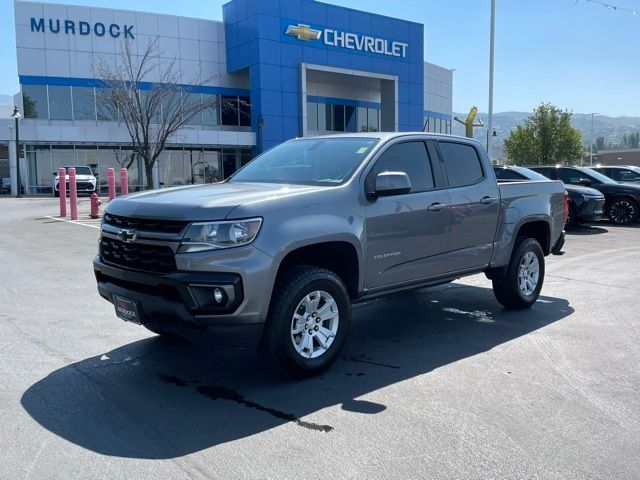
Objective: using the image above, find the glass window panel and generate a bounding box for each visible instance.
[48,86,72,120]
[201,149,223,183]
[222,149,239,178]
[96,88,118,121]
[161,149,189,186]
[317,103,327,131]
[22,85,49,119]
[367,108,379,132]
[345,105,356,133]
[72,87,96,121]
[202,94,219,126]
[27,145,52,194]
[51,146,76,174]
[307,102,318,131]
[439,142,484,187]
[371,141,434,192]
[183,92,202,126]
[221,95,239,126]
[357,106,367,132]
[333,104,345,132]
[75,147,99,172]
[239,96,251,127]
[98,147,122,193]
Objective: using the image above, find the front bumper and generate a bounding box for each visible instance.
[55,182,96,193]
[94,256,266,348]
[578,197,605,222]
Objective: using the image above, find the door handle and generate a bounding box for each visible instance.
[427,202,447,212]
[480,196,498,205]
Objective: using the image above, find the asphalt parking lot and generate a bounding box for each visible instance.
[1,197,639,480]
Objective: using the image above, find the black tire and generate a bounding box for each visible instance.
[492,237,545,309]
[54,190,59,198]
[264,266,351,378]
[566,202,578,228]
[607,197,639,225]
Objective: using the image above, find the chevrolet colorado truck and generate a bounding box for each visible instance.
[94,133,566,376]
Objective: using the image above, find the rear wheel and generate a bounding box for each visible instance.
[264,266,350,377]
[492,237,545,309]
[54,190,59,198]
[608,198,638,225]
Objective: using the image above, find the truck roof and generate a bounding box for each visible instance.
[299,131,483,145]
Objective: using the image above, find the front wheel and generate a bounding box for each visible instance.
[264,266,351,377]
[492,237,545,309]
[607,198,639,225]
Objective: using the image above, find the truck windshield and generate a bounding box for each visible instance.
[230,137,379,186]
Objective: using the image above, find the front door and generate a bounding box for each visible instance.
[364,140,451,289]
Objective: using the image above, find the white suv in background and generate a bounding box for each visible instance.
[54,166,97,197]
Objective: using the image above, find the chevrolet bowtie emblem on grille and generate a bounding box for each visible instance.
[285,23,321,41]
[117,229,138,244]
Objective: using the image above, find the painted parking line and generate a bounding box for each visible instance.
[44,215,101,229]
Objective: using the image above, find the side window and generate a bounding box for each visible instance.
[531,167,553,179]
[494,168,525,180]
[369,141,434,193]
[557,169,591,185]
[617,169,640,182]
[439,142,484,187]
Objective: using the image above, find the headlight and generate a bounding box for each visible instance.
[178,218,262,253]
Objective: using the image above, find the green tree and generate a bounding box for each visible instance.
[503,103,584,165]
[592,136,607,153]
[621,132,640,149]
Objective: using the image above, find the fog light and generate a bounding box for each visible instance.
[213,288,224,303]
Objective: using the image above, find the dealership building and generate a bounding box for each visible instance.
[2,0,453,195]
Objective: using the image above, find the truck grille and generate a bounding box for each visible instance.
[103,213,188,234]
[100,237,176,273]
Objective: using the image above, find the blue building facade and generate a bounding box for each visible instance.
[9,0,452,195]
[224,0,428,152]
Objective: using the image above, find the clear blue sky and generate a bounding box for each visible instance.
[1,0,638,116]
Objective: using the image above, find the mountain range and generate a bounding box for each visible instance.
[452,111,640,158]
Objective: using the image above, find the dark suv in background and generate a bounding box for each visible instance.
[591,165,640,184]
[530,166,640,225]
[494,165,605,227]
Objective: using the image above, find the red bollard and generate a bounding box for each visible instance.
[58,167,67,217]
[90,192,102,219]
[69,167,78,220]
[120,168,128,195]
[107,168,116,201]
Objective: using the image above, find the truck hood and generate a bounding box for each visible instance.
[105,182,323,221]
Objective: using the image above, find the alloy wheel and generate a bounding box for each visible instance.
[290,290,339,359]
[610,200,635,224]
[518,251,540,296]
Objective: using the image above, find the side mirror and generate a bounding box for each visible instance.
[373,171,412,197]
[579,179,592,187]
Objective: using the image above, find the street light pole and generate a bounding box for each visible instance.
[589,112,599,166]
[487,0,496,159]
[11,105,22,198]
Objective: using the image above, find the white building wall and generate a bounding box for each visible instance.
[423,61,453,120]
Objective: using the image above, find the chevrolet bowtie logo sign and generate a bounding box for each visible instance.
[285,24,321,41]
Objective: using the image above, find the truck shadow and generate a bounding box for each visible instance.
[21,283,573,459]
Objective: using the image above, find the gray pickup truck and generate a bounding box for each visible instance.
[94,133,566,376]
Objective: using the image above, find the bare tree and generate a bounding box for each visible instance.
[94,38,241,189]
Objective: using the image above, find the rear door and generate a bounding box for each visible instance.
[437,140,500,272]
[364,139,450,289]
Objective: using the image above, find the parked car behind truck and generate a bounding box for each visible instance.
[94,133,566,376]
[493,165,605,227]
[530,165,640,225]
